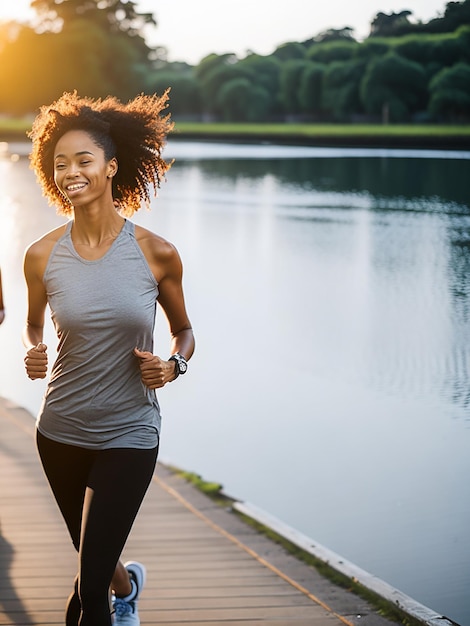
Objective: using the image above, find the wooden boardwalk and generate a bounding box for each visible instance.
[0,398,392,626]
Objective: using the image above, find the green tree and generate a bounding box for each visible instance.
[360,52,427,121]
[31,0,156,38]
[278,59,311,115]
[238,54,281,96]
[355,38,392,60]
[369,10,413,37]
[238,54,282,117]
[322,58,366,119]
[456,24,470,61]
[312,27,356,43]
[32,0,155,94]
[0,12,151,113]
[272,42,306,62]
[298,62,326,116]
[0,0,161,113]
[428,62,470,120]
[216,78,271,121]
[195,53,236,82]
[423,0,470,34]
[393,31,467,66]
[148,70,202,117]
[196,58,253,118]
[307,40,359,63]
[0,25,52,114]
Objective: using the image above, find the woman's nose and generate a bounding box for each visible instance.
[66,168,80,177]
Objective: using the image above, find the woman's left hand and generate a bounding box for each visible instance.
[133,347,176,389]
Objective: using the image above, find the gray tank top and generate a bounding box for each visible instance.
[37,219,161,449]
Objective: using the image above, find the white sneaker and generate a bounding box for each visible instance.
[112,561,146,625]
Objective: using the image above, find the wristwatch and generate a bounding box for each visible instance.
[169,352,188,378]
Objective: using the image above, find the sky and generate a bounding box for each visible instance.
[0,0,450,65]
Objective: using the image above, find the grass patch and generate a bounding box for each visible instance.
[173,121,470,138]
[167,466,227,501]
[170,464,434,626]
[0,117,32,135]
[0,116,470,139]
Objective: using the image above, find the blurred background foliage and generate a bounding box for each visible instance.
[0,0,469,122]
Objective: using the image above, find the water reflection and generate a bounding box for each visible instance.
[169,144,470,211]
[165,147,470,418]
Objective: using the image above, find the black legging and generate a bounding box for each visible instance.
[36,430,158,626]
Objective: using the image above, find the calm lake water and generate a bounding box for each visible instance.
[0,140,469,624]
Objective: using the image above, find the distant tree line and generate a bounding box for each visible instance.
[0,0,469,123]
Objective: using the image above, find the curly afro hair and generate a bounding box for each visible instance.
[28,90,174,217]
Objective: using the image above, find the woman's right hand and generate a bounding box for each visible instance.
[25,343,48,380]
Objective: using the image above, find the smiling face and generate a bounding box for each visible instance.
[53,129,117,208]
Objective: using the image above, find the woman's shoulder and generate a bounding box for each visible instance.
[133,223,182,281]
[25,223,69,259]
[134,224,178,259]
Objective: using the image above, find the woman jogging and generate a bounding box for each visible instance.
[22,90,194,626]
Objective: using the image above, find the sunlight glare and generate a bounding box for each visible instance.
[0,1,34,22]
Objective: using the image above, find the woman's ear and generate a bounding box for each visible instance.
[107,158,118,179]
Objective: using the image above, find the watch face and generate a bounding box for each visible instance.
[172,354,187,375]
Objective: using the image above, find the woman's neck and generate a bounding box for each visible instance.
[71,207,125,248]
